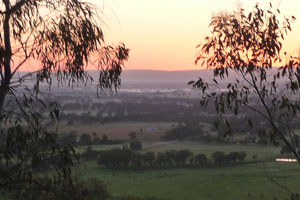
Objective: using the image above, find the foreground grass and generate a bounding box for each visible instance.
[80,161,299,200]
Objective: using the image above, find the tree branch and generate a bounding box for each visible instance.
[250,72,300,163]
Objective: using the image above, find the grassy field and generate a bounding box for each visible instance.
[80,161,299,200]
[60,122,175,141]
[76,142,299,200]
[78,142,280,162]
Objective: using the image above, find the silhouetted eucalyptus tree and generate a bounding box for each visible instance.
[191,3,300,163]
[0,0,129,111]
[0,0,129,199]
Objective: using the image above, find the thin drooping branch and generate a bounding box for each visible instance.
[250,70,300,163]
[194,4,300,164]
[0,0,129,113]
[257,163,294,195]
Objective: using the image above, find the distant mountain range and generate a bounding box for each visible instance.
[119,69,221,89]
[14,69,210,89]
[14,69,209,83]
[14,68,285,90]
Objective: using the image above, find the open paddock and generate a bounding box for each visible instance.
[81,160,300,200]
[61,122,175,142]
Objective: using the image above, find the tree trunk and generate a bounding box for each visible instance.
[0,0,12,113]
[0,88,7,112]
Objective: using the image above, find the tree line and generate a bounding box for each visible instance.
[59,133,125,146]
[80,148,247,169]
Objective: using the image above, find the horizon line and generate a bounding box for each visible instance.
[17,68,206,73]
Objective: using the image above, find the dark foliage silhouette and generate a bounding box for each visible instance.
[0,0,129,199]
[191,3,300,163]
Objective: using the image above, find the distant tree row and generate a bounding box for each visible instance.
[161,123,204,140]
[59,133,125,146]
[83,149,247,169]
[212,151,246,166]
[59,96,214,125]
[128,132,143,150]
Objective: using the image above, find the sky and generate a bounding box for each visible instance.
[88,0,300,71]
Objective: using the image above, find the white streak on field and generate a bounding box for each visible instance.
[143,140,178,149]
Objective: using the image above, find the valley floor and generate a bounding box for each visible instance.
[77,142,300,200]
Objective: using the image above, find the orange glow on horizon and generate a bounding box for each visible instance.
[97,0,300,71]
[14,0,300,72]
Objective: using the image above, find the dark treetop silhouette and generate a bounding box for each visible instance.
[0,0,129,111]
[0,0,128,199]
[190,3,300,163]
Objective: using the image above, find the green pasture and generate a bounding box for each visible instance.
[76,144,125,153]
[78,141,281,162]
[80,161,299,200]
[76,142,299,200]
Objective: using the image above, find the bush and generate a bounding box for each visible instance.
[162,123,203,141]
[96,149,246,169]
[130,140,142,150]
[79,133,92,145]
[81,147,99,161]
[97,149,134,168]
[212,151,227,166]
[280,145,293,155]
[194,153,208,166]
[237,151,247,161]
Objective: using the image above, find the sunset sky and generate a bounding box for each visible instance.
[90,0,300,71]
